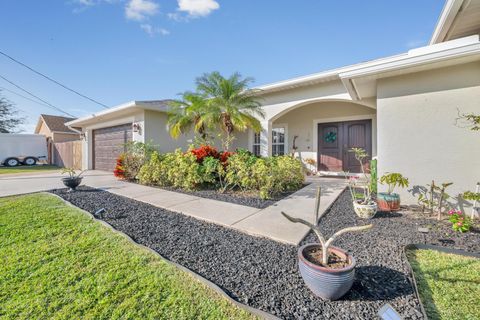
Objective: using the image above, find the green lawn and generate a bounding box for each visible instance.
[407,249,480,320]
[0,193,256,320]
[0,165,60,175]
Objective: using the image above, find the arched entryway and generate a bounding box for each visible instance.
[270,100,376,173]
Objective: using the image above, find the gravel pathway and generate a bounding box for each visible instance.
[50,187,480,320]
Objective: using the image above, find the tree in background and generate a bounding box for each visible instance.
[0,93,24,133]
[196,72,265,150]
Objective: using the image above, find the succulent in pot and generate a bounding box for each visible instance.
[61,168,85,191]
[377,172,409,212]
[281,187,373,300]
[345,148,377,219]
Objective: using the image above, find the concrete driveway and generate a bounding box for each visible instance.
[0,170,112,197]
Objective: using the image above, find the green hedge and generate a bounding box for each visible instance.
[138,148,305,199]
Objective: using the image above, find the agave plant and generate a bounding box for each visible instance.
[281,187,372,265]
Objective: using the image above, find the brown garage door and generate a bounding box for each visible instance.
[93,123,132,172]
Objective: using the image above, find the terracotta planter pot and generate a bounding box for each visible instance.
[377,192,400,211]
[298,244,356,300]
[62,177,83,191]
[353,201,377,219]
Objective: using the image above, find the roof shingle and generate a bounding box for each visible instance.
[40,114,78,133]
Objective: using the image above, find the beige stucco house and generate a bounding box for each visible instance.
[67,0,480,204]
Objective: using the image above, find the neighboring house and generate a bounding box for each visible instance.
[35,114,80,163]
[67,0,480,203]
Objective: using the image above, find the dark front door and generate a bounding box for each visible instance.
[317,119,372,173]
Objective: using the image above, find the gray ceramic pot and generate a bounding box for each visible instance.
[62,177,83,191]
[298,244,356,300]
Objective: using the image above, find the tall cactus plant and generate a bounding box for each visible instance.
[282,187,373,265]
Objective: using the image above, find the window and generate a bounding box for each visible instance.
[272,127,285,156]
[252,132,261,156]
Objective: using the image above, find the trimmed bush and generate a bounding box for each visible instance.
[119,141,156,181]
[251,156,305,199]
[138,151,164,185]
[224,150,259,191]
[167,150,203,190]
[138,146,305,199]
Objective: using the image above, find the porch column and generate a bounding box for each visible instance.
[83,129,91,170]
[260,120,272,157]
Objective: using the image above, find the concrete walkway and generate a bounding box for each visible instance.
[0,170,346,245]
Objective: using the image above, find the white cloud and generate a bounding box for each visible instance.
[72,0,120,13]
[74,0,118,6]
[125,0,159,21]
[406,39,426,49]
[177,0,219,17]
[167,12,188,22]
[140,24,170,36]
[76,0,95,5]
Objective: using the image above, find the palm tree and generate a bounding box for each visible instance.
[167,92,216,143]
[196,72,265,150]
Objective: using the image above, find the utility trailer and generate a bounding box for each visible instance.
[0,133,48,166]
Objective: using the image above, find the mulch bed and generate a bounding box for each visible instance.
[50,187,480,320]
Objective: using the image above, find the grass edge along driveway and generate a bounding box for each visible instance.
[407,248,480,320]
[0,165,60,175]
[0,193,256,320]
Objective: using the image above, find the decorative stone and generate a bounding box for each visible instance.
[50,187,480,320]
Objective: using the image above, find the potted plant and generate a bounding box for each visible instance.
[281,187,373,300]
[61,168,85,191]
[345,148,377,219]
[377,173,409,211]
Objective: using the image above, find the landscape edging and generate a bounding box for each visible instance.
[47,192,281,320]
[403,243,480,320]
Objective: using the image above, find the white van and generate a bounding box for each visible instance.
[0,133,48,166]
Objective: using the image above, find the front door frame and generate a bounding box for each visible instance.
[313,114,376,173]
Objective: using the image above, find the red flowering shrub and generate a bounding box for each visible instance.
[219,151,234,164]
[190,145,219,163]
[113,154,126,179]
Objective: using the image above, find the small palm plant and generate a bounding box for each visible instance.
[281,187,372,265]
[195,72,265,150]
[167,92,216,144]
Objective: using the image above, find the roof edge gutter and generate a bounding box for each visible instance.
[429,0,465,45]
[65,101,138,127]
[339,41,480,80]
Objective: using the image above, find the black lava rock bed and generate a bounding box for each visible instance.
[50,187,480,320]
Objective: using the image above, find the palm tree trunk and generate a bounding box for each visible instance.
[221,113,234,151]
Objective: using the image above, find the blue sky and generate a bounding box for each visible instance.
[0,0,444,132]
